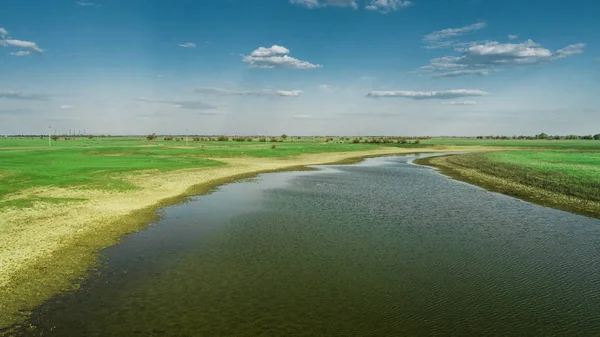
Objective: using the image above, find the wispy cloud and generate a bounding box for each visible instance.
[0,89,50,101]
[242,45,321,69]
[10,51,30,57]
[194,88,303,97]
[0,28,44,54]
[290,0,358,9]
[508,34,518,40]
[442,101,478,105]
[76,1,101,7]
[432,69,489,78]
[293,114,314,119]
[136,98,219,111]
[367,89,489,100]
[61,105,74,110]
[179,42,196,48]
[423,22,487,48]
[290,0,410,12]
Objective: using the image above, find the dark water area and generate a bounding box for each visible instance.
[13,154,600,336]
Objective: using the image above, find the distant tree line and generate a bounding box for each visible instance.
[475,133,600,140]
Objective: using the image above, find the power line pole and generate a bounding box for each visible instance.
[48,125,51,148]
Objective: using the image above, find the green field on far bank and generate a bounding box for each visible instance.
[422,138,600,150]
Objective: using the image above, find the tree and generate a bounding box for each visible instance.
[281,134,288,141]
[594,134,600,140]
[146,133,157,140]
[536,132,549,139]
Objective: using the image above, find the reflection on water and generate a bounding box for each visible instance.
[15,154,600,336]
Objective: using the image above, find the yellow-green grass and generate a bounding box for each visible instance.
[415,151,600,219]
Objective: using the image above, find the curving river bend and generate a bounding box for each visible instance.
[13,154,600,336]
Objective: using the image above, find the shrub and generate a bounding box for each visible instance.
[51,135,58,141]
[258,137,267,142]
[271,144,276,149]
[245,137,253,142]
[164,136,173,141]
[415,139,421,144]
[217,135,229,141]
[270,137,278,142]
[192,137,201,141]
[352,138,360,144]
[595,134,600,140]
[582,135,594,140]
[88,135,94,139]
[281,134,288,140]
[146,133,157,140]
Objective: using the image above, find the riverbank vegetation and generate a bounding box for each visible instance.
[415,151,600,219]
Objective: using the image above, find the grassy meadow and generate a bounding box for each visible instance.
[0,136,427,210]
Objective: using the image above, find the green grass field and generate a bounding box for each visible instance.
[2,136,599,212]
[0,137,412,209]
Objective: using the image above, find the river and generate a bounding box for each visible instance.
[13,154,600,336]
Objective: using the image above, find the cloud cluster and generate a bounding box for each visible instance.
[195,88,303,97]
[0,89,50,101]
[290,0,410,13]
[367,89,488,100]
[419,22,585,78]
[0,27,44,55]
[242,45,321,69]
[136,98,218,111]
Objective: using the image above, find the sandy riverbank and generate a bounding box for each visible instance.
[0,146,490,329]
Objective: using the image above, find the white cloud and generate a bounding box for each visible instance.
[195,88,303,97]
[432,69,489,78]
[423,22,487,48]
[364,0,411,13]
[367,89,489,100]
[420,39,585,77]
[290,0,358,9]
[179,42,196,48]
[291,0,410,12]
[442,101,478,105]
[250,45,290,57]
[136,98,218,110]
[0,89,49,101]
[508,34,518,40]
[0,30,44,53]
[242,45,321,69]
[10,51,30,57]
[293,114,313,119]
[61,105,74,110]
[76,1,99,6]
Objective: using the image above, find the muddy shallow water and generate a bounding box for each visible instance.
[13,154,600,336]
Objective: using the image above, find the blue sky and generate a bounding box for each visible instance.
[1,0,599,135]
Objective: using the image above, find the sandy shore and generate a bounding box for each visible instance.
[0,146,485,328]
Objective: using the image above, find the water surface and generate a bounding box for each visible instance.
[16,154,600,336]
